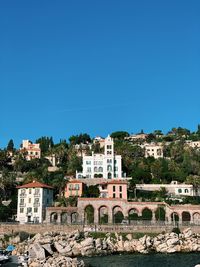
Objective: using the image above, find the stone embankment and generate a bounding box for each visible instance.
[14,228,200,266]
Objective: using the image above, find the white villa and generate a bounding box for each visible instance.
[20,140,41,161]
[136,181,200,197]
[16,180,54,224]
[141,142,163,159]
[76,135,122,179]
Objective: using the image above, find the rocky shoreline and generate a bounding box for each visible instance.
[12,228,200,266]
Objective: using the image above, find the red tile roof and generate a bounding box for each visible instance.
[16,180,54,189]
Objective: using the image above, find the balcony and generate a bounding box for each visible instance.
[19,203,26,207]
[34,193,41,197]
[20,193,27,197]
[33,203,40,207]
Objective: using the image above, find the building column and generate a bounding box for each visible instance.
[94,208,99,224]
[190,213,194,224]
[152,211,156,222]
[58,212,62,224]
[108,207,113,224]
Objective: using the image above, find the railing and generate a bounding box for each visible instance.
[33,203,40,207]
[19,203,26,207]
[34,193,41,197]
[19,193,27,197]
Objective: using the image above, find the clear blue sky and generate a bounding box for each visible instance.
[0,0,200,148]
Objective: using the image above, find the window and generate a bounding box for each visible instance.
[107,165,112,171]
[98,167,103,172]
[107,159,112,163]
[120,193,122,198]
[113,186,116,192]
[107,151,112,155]
[75,184,79,190]
[86,161,91,165]
[178,189,182,193]
[185,189,189,193]
[69,184,73,190]
[27,207,32,213]
[107,145,112,149]
[29,188,32,194]
[87,167,91,173]
[29,198,31,203]
[119,186,122,192]
[34,198,39,204]
[94,167,98,172]
[20,198,24,204]
[34,208,38,213]
[35,188,40,194]
[20,208,24,213]
[113,193,116,198]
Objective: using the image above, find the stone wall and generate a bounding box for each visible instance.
[3,223,200,235]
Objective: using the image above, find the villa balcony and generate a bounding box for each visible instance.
[20,193,27,197]
[34,193,41,197]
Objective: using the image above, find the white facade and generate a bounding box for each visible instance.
[185,140,200,149]
[141,143,163,158]
[16,181,53,224]
[21,140,41,160]
[136,181,200,197]
[76,135,122,179]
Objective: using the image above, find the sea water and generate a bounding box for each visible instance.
[82,253,200,267]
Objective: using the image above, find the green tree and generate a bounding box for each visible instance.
[36,136,54,154]
[7,139,14,151]
[110,131,129,140]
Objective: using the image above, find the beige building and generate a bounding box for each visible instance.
[20,140,41,161]
[185,140,200,149]
[141,143,163,158]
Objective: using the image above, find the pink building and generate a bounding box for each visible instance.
[65,180,84,198]
[99,180,128,200]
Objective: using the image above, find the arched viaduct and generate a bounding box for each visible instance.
[46,199,200,225]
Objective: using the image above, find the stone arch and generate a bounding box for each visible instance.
[99,206,108,224]
[113,205,124,224]
[84,205,94,224]
[182,211,191,222]
[71,212,79,224]
[128,208,139,221]
[171,212,179,222]
[50,212,58,223]
[193,212,200,225]
[61,212,68,224]
[141,207,153,220]
[155,206,166,221]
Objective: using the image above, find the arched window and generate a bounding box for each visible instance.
[107,165,112,171]
[94,167,98,172]
[98,167,103,172]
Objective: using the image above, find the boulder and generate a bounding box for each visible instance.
[29,243,46,260]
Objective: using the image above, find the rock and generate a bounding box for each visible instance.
[42,244,54,255]
[183,228,193,239]
[126,234,132,241]
[29,243,46,260]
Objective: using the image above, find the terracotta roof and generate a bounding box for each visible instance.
[68,180,84,184]
[99,180,128,185]
[16,180,54,189]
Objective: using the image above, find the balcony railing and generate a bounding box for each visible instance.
[20,193,27,197]
[19,203,26,207]
[34,193,41,197]
[33,203,40,207]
